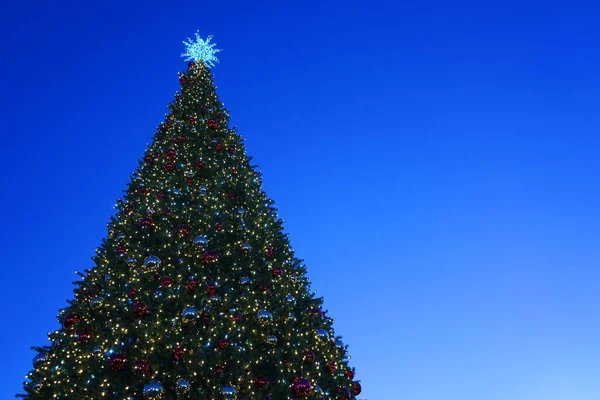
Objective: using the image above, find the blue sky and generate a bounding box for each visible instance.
[2,1,600,399]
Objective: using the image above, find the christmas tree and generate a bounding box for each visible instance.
[20,33,360,400]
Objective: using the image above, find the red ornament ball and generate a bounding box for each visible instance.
[351,381,362,396]
[202,251,218,263]
[133,301,149,318]
[272,266,284,278]
[160,277,174,287]
[186,279,200,291]
[76,329,92,344]
[216,222,223,231]
[253,376,270,391]
[164,162,175,172]
[188,61,196,68]
[109,353,128,371]
[310,308,323,319]
[196,160,204,170]
[326,361,337,372]
[165,148,177,160]
[291,377,312,398]
[218,338,232,350]
[179,77,186,85]
[228,146,237,154]
[212,364,225,375]
[304,350,316,363]
[206,285,217,296]
[115,247,127,258]
[180,135,188,142]
[265,247,277,258]
[172,346,185,361]
[139,217,154,229]
[232,312,243,322]
[260,281,270,293]
[215,142,223,151]
[133,359,152,375]
[207,118,218,128]
[176,225,190,237]
[127,288,138,298]
[188,116,197,124]
[338,387,352,400]
[144,155,153,163]
[344,369,355,380]
[63,313,81,330]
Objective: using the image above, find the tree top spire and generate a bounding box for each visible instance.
[181,32,222,67]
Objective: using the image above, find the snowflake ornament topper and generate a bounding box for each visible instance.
[181,32,222,67]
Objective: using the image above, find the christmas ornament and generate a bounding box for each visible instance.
[181,306,198,322]
[338,387,351,400]
[128,288,138,297]
[221,385,237,399]
[212,364,225,375]
[199,185,208,196]
[164,162,175,171]
[173,346,185,361]
[109,353,128,371]
[186,279,199,290]
[194,235,208,248]
[232,312,243,322]
[316,328,329,341]
[288,313,297,322]
[63,313,81,330]
[77,329,92,343]
[176,379,191,395]
[206,284,217,296]
[165,148,177,160]
[160,276,174,287]
[257,310,273,325]
[272,266,284,277]
[291,377,312,398]
[143,255,161,271]
[115,247,127,258]
[253,375,270,391]
[351,381,362,396]
[228,146,237,154]
[266,335,278,346]
[304,350,316,363]
[242,243,252,251]
[134,359,152,375]
[188,61,196,68]
[143,381,165,399]
[176,225,190,237]
[133,301,149,318]
[326,361,337,372]
[179,77,186,85]
[139,216,154,230]
[126,257,136,266]
[202,251,218,263]
[207,118,218,128]
[311,308,323,319]
[344,369,355,380]
[240,276,250,284]
[218,338,232,350]
[33,352,47,368]
[90,297,103,310]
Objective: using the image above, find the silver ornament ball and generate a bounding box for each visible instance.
[33,352,48,368]
[175,379,191,395]
[181,306,199,322]
[194,235,208,248]
[221,385,237,399]
[316,328,330,341]
[143,381,164,399]
[257,310,273,325]
[143,255,161,270]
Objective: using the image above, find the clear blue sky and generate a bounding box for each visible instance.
[2,1,599,399]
